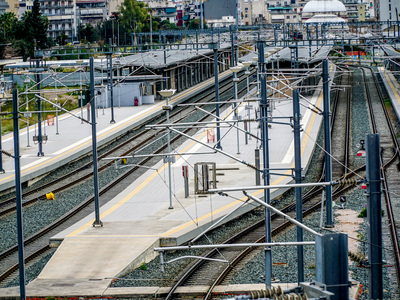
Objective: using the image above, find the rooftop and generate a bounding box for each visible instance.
[303,0,346,13]
[305,14,347,24]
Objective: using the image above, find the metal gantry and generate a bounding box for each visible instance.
[11,21,395,299]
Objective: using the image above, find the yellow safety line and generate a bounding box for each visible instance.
[71,234,161,238]
[0,71,231,183]
[67,130,208,237]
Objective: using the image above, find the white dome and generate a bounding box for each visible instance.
[305,14,347,23]
[303,0,346,13]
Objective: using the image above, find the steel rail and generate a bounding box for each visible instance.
[362,67,400,282]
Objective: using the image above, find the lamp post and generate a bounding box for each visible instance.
[230,63,243,154]
[50,65,60,134]
[76,60,84,124]
[23,76,31,147]
[158,89,176,209]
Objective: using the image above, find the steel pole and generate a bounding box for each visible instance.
[255,148,260,185]
[13,89,26,300]
[323,59,333,227]
[293,89,304,283]
[258,40,272,288]
[25,83,30,147]
[213,47,222,149]
[90,58,102,227]
[55,78,59,134]
[366,134,382,300]
[166,96,173,209]
[36,60,44,156]
[108,53,115,123]
[79,64,83,124]
[200,0,203,30]
[231,30,240,154]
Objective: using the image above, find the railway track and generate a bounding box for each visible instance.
[362,67,400,287]
[331,67,351,179]
[0,70,255,285]
[164,68,363,299]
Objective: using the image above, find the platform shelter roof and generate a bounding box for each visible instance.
[382,45,400,59]
[117,42,232,70]
[239,45,332,65]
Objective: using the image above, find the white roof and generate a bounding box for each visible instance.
[305,14,347,23]
[303,0,346,13]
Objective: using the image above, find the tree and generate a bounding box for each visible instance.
[16,0,49,60]
[97,19,113,44]
[188,19,201,30]
[56,33,68,46]
[187,19,207,30]
[142,15,159,33]
[158,20,176,31]
[79,24,98,43]
[0,12,17,40]
[118,0,149,42]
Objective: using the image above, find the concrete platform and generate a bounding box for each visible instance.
[0,69,233,192]
[378,67,400,121]
[0,64,335,298]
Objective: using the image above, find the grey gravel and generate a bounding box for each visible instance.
[5,251,56,288]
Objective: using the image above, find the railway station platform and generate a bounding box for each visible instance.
[378,67,400,121]
[0,69,233,193]
[0,64,335,298]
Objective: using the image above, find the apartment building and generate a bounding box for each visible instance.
[241,0,269,25]
[17,0,108,42]
[76,0,108,26]
[380,0,400,22]
[5,0,17,16]
[342,0,358,22]
[266,0,300,24]
[40,0,75,41]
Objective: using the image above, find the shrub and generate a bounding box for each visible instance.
[358,207,367,218]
